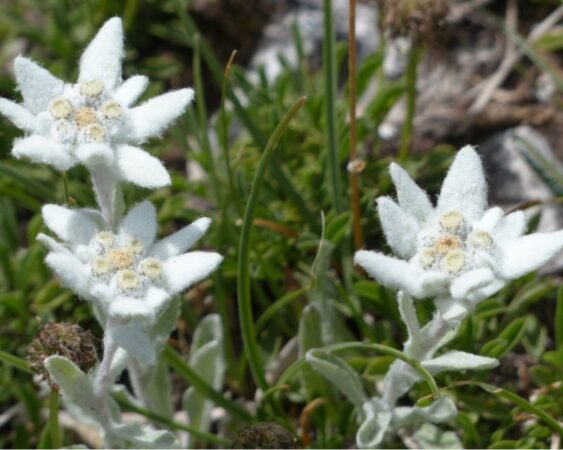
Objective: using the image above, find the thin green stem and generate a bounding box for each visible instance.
[193,34,220,204]
[323,0,343,213]
[398,47,421,162]
[61,172,69,205]
[237,97,307,394]
[162,345,253,422]
[220,49,241,213]
[174,5,320,233]
[322,0,355,296]
[49,391,61,449]
[0,350,32,373]
[441,381,563,435]
[255,288,308,333]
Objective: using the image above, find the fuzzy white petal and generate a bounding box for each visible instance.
[0,98,36,132]
[109,287,170,324]
[437,298,471,322]
[465,279,506,303]
[12,135,75,170]
[354,250,448,299]
[377,197,419,258]
[494,210,526,244]
[14,56,64,114]
[119,200,157,247]
[151,217,211,259]
[37,233,67,253]
[42,204,98,245]
[128,88,194,143]
[145,286,171,311]
[437,146,487,221]
[90,283,114,307]
[75,143,114,166]
[115,145,171,188]
[45,251,91,298]
[110,296,153,321]
[498,230,563,279]
[78,17,124,89]
[450,267,495,300]
[113,75,149,106]
[79,209,107,229]
[163,251,223,295]
[389,163,433,222]
[475,207,504,232]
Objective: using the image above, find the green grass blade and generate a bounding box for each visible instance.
[447,381,563,435]
[174,5,319,233]
[255,288,308,333]
[237,96,307,393]
[322,0,343,214]
[192,34,221,204]
[162,345,252,422]
[0,350,33,374]
[556,284,563,349]
[503,21,563,91]
[513,134,563,196]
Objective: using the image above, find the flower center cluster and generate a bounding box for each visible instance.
[415,210,494,275]
[89,231,163,294]
[47,79,124,146]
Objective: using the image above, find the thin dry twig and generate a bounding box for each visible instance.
[299,398,325,447]
[470,4,563,113]
[470,0,518,113]
[446,0,494,23]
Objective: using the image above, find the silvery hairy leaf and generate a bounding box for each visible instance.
[182,314,226,448]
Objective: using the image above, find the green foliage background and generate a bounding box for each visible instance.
[0,0,561,448]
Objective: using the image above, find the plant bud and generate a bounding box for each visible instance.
[26,322,99,390]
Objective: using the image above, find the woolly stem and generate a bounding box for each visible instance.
[93,332,119,447]
[128,359,151,409]
[381,295,458,408]
[89,164,122,227]
[397,291,421,344]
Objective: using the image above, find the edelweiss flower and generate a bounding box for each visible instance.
[355,146,563,320]
[37,200,222,362]
[0,17,193,188]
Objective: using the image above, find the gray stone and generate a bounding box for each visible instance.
[478,126,563,273]
[248,0,379,84]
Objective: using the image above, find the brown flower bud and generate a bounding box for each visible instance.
[382,0,451,45]
[26,322,99,390]
[232,422,298,449]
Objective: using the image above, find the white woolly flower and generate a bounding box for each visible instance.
[0,17,194,188]
[37,200,222,363]
[355,146,563,321]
